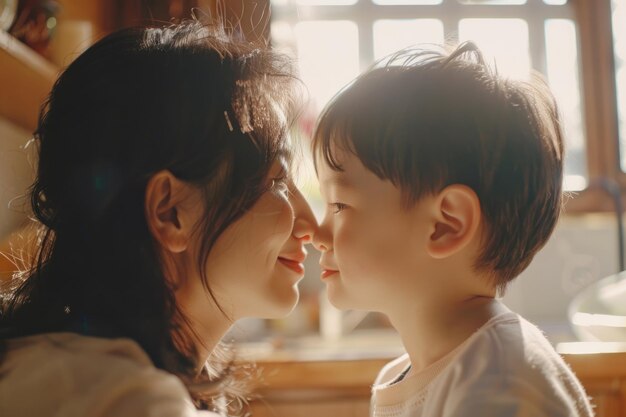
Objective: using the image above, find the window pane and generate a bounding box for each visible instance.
[373,0,442,5]
[459,19,530,79]
[545,19,587,190]
[294,21,360,110]
[373,19,444,61]
[614,0,626,171]
[457,0,526,4]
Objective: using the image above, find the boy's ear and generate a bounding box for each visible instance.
[145,170,198,254]
[426,185,481,259]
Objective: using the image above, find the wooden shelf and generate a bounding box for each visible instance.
[247,351,626,417]
[0,30,59,131]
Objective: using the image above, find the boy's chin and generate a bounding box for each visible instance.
[327,287,368,311]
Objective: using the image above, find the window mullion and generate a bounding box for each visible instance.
[442,0,460,44]
[575,0,619,181]
[528,0,547,76]
[351,0,373,71]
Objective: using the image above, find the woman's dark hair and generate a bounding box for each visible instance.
[0,19,299,411]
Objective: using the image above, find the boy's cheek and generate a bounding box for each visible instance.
[334,226,370,270]
[333,219,358,246]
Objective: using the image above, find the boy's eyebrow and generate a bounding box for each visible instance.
[322,176,354,189]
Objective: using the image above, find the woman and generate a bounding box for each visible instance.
[0,19,317,416]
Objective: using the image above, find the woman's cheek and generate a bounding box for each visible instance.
[267,197,295,249]
[255,193,294,244]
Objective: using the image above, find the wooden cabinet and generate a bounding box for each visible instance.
[247,359,382,417]
[0,30,58,132]
[564,352,626,417]
[0,32,57,246]
[247,353,626,417]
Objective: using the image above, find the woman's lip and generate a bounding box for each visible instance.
[278,257,305,274]
[321,269,339,279]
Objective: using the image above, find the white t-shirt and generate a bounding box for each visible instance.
[0,332,221,417]
[371,310,594,417]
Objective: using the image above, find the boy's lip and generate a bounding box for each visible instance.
[321,269,339,279]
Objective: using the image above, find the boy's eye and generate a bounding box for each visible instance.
[331,202,348,214]
[271,178,290,195]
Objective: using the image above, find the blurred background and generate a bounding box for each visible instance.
[2,1,626,415]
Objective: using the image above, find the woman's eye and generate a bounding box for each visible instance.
[271,178,290,195]
[331,203,347,214]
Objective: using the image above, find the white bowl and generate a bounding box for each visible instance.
[568,272,626,342]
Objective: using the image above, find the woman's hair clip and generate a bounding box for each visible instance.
[223,108,261,150]
[238,49,261,64]
[223,111,234,132]
[224,108,254,134]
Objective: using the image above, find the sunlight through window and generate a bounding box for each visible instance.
[546,19,587,190]
[373,19,444,61]
[459,19,530,80]
[613,0,626,171]
[294,20,360,111]
[272,1,587,191]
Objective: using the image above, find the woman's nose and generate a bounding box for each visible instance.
[291,186,318,244]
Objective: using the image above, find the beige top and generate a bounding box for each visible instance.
[371,310,594,417]
[0,332,221,417]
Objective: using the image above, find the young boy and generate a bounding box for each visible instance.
[311,42,593,417]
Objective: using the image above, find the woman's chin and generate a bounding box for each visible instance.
[261,288,301,319]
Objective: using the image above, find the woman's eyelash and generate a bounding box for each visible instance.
[331,203,347,214]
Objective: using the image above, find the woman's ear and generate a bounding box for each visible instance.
[426,184,481,259]
[145,170,198,254]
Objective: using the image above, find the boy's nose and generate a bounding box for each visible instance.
[291,186,318,243]
[311,218,331,253]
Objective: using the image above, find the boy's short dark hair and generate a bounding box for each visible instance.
[312,42,564,292]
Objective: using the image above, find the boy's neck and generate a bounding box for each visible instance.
[388,290,505,376]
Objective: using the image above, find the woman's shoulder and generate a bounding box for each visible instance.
[0,332,219,417]
[8,331,152,361]
[2,332,155,382]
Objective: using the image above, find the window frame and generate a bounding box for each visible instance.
[270,0,624,213]
[567,0,622,212]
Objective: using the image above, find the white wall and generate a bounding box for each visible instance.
[502,214,620,342]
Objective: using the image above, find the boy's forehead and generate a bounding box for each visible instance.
[319,171,354,189]
[316,159,346,185]
[317,151,372,190]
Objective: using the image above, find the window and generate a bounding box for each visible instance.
[614,0,626,170]
[271,0,605,197]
